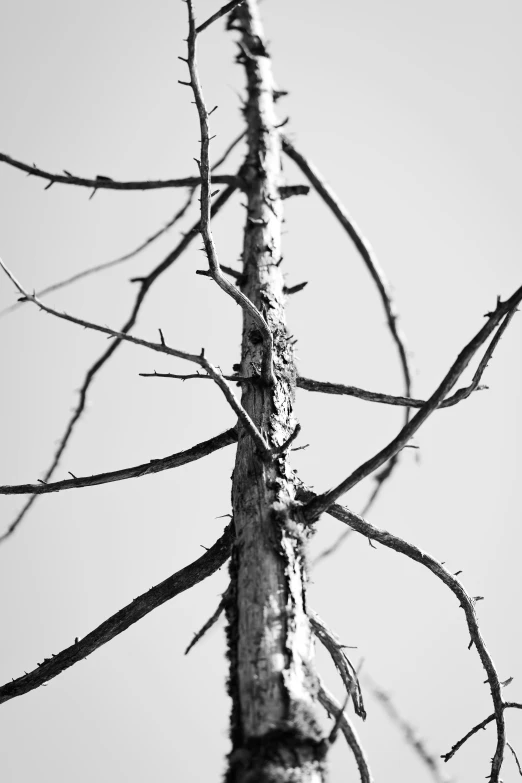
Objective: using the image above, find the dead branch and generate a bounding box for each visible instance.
[185,582,231,655]
[310,610,365,719]
[441,702,522,763]
[304,294,521,522]
[141,370,485,412]
[297,487,507,783]
[0,151,236,193]
[308,308,515,566]
[282,134,414,515]
[364,675,455,783]
[297,378,486,408]
[184,0,274,385]
[298,306,513,410]
[0,257,270,459]
[0,130,246,320]
[281,136,412,401]
[0,429,237,496]
[0,258,202,361]
[139,371,248,382]
[195,0,245,34]
[0,192,196,320]
[0,184,236,544]
[507,742,522,776]
[198,353,270,458]
[0,523,233,706]
[195,264,243,282]
[317,680,373,783]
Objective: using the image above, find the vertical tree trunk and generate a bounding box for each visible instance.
[226,3,326,781]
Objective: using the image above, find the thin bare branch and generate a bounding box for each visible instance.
[441,703,522,763]
[0,523,233,706]
[195,264,243,282]
[282,134,414,514]
[317,680,373,783]
[310,610,365,719]
[139,371,248,382]
[297,487,507,783]
[0,258,202,362]
[304,294,521,521]
[210,128,246,169]
[0,192,196,321]
[364,675,455,783]
[0,130,246,320]
[298,307,514,410]
[0,259,270,460]
[508,742,522,776]
[309,309,515,565]
[196,0,245,34]
[0,429,237,497]
[0,151,236,193]
[185,582,231,654]
[143,368,486,413]
[296,378,487,408]
[185,0,274,385]
[281,136,412,399]
[198,354,270,458]
[0,185,236,544]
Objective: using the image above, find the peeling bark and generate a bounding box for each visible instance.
[226,3,326,781]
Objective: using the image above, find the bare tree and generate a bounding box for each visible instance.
[0,1,521,782]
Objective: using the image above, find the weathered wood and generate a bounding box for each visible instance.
[226,2,326,781]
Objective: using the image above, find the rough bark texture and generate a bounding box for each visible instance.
[226,3,326,781]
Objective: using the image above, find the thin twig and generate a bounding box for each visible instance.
[0,258,270,461]
[282,135,413,513]
[304,295,521,521]
[1,258,201,362]
[281,136,412,400]
[0,191,196,320]
[198,353,270,458]
[297,487,507,783]
[210,129,246,169]
[317,680,373,783]
[0,130,246,320]
[441,702,522,763]
[185,582,231,654]
[139,371,249,382]
[309,309,515,565]
[0,184,236,544]
[296,378,487,408]
[298,308,513,409]
[364,674,455,783]
[185,0,274,385]
[0,151,236,192]
[507,742,522,776]
[310,610,365,719]
[141,370,486,411]
[195,0,245,34]
[0,429,237,496]
[195,264,243,281]
[0,524,233,706]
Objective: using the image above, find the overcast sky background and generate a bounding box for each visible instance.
[0,1,521,781]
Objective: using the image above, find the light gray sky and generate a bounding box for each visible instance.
[0,1,521,781]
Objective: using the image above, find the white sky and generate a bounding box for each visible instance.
[0,1,521,781]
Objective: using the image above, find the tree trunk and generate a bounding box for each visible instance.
[225,3,326,781]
